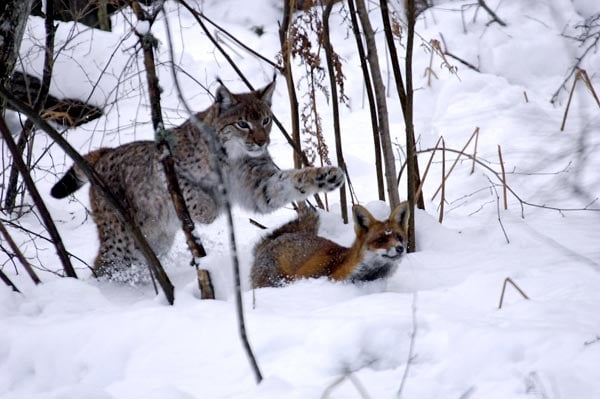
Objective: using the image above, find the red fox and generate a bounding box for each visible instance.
[250,202,410,288]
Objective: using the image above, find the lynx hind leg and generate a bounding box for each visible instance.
[295,166,345,194]
[91,193,149,282]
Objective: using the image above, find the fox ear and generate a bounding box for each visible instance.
[390,201,410,232]
[215,83,237,111]
[352,205,376,232]
[258,77,276,106]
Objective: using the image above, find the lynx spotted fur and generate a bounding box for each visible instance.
[51,81,345,277]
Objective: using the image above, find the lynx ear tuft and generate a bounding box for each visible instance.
[214,83,237,110]
[259,77,276,106]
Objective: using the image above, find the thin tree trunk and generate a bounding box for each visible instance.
[354,0,400,207]
[131,1,214,299]
[322,1,348,223]
[347,0,385,202]
[0,268,20,293]
[279,0,302,169]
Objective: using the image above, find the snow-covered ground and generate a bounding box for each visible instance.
[2,0,600,398]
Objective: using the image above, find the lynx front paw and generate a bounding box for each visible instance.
[315,166,345,192]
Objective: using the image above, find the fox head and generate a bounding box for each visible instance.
[353,202,410,262]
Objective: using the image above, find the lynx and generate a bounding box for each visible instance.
[51,80,345,277]
[251,203,409,288]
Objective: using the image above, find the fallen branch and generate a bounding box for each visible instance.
[498,277,529,309]
[0,268,20,293]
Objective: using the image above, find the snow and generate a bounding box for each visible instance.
[2,0,600,398]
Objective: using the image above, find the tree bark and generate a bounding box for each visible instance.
[354,0,400,207]
[0,0,34,108]
[347,0,385,202]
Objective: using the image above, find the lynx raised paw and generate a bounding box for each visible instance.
[315,166,345,192]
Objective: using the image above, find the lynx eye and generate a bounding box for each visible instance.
[236,121,250,130]
[262,117,271,126]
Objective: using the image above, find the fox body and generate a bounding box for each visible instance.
[251,202,410,288]
[51,80,345,276]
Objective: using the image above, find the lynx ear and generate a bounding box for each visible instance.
[390,201,410,232]
[258,77,276,106]
[214,83,237,111]
[352,205,376,232]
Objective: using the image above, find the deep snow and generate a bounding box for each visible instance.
[1,0,600,398]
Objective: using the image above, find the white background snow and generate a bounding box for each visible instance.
[1,0,600,398]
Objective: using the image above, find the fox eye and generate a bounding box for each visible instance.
[236,121,250,129]
[262,117,271,126]
[375,237,388,244]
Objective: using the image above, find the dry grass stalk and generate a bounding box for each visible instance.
[498,277,530,309]
[431,127,480,200]
[470,127,480,174]
[415,136,443,200]
[497,144,508,210]
[438,138,446,223]
[560,68,600,131]
[424,40,439,87]
[523,91,529,103]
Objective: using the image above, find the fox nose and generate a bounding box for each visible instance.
[395,245,404,255]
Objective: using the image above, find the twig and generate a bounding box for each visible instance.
[560,69,580,131]
[470,126,480,174]
[432,127,480,200]
[438,138,446,223]
[163,10,262,383]
[477,0,507,27]
[0,268,20,293]
[0,218,41,284]
[497,145,508,210]
[439,33,479,73]
[486,175,510,244]
[0,116,77,279]
[498,277,529,309]
[414,136,443,200]
[249,218,268,230]
[397,292,418,398]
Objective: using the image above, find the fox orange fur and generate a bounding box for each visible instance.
[250,202,410,288]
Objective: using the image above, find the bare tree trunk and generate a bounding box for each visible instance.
[130,1,214,299]
[379,0,422,252]
[347,0,385,202]
[322,1,348,223]
[0,0,33,109]
[279,0,302,169]
[354,0,400,208]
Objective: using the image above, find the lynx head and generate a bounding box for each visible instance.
[212,79,276,159]
[353,202,410,262]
